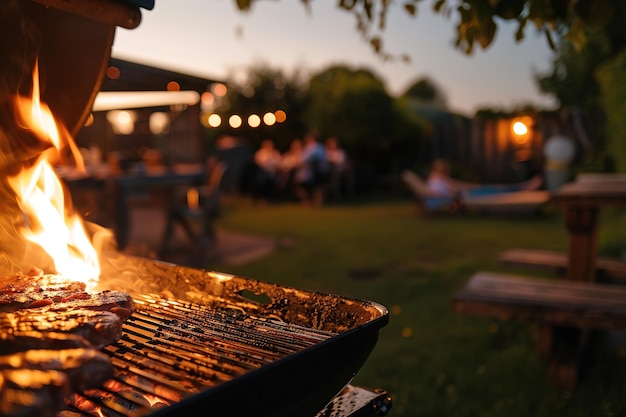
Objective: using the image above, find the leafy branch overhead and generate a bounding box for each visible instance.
[233,0,623,57]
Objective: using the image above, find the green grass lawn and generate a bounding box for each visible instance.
[207,197,626,417]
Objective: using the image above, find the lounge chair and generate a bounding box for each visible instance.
[463,189,551,216]
[401,169,551,216]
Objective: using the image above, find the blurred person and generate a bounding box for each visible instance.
[253,139,281,203]
[299,131,330,206]
[278,139,304,199]
[325,137,350,200]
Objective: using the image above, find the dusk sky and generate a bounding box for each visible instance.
[112,1,559,116]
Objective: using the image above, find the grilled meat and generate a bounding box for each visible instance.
[0,308,123,349]
[0,348,113,392]
[0,368,70,417]
[41,290,135,320]
[0,272,87,313]
[0,269,135,321]
[0,331,91,355]
[0,270,136,416]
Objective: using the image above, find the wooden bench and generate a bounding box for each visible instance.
[498,248,626,281]
[453,271,626,389]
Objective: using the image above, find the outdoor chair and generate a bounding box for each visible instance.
[158,161,226,264]
[401,169,551,217]
[400,169,461,214]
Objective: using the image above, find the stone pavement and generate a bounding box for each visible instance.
[120,206,276,267]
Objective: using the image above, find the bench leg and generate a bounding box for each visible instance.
[538,325,589,390]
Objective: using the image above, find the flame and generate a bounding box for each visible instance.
[6,62,99,289]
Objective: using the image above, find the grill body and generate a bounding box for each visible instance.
[90,254,389,417]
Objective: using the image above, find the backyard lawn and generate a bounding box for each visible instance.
[206,197,626,417]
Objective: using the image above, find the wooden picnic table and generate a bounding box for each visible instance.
[110,165,205,249]
[551,175,626,282]
[456,173,626,389]
[59,164,206,250]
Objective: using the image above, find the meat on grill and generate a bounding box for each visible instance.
[0,368,70,417]
[0,331,91,355]
[41,290,135,320]
[0,348,113,392]
[1,308,124,349]
[0,270,134,318]
[0,268,137,417]
[0,270,87,312]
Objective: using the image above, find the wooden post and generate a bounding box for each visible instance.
[564,205,599,281]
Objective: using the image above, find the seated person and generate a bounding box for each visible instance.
[425,159,542,211]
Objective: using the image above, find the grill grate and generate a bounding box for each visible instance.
[63,293,336,416]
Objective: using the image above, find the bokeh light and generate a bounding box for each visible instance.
[208,114,222,128]
[263,112,276,126]
[167,81,180,91]
[274,110,286,123]
[229,114,242,128]
[212,83,228,97]
[248,114,261,128]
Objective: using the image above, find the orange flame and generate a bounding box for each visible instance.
[7,62,99,289]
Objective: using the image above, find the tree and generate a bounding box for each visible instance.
[211,63,309,150]
[305,65,427,184]
[234,0,626,58]
[403,77,448,109]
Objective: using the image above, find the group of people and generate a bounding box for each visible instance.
[252,132,349,206]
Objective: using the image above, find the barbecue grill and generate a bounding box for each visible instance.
[1,1,391,416]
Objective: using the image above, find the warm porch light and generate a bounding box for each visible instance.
[511,116,532,145]
[513,121,528,136]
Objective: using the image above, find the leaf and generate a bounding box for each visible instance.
[564,17,587,51]
[543,27,556,50]
[514,18,526,42]
[478,19,497,49]
[472,0,495,25]
[433,0,446,13]
[339,0,358,11]
[370,36,382,53]
[494,0,525,20]
[364,0,373,20]
[235,0,252,11]
[378,4,388,31]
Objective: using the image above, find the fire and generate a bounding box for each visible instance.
[6,62,99,289]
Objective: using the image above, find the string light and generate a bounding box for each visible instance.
[200,109,287,128]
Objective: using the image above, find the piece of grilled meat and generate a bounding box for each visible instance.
[0,368,70,417]
[0,270,86,312]
[0,331,91,355]
[0,348,113,392]
[0,308,123,349]
[0,270,134,318]
[41,290,135,321]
